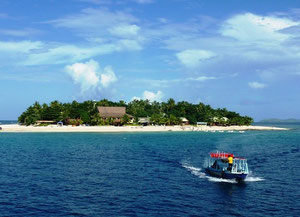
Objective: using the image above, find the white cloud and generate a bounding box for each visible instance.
[0,40,43,53]
[65,59,117,93]
[248,82,266,89]
[46,8,144,56]
[48,8,138,37]
[24,44,116,65]
[0,38,142,66]
[143,90,163,102]
[176,49,216,67]
[22,40,143,66]
[131,90,163,102]
[187,76,216,82]
[100,66,117,87]
[109,24,140,37]
[116,39,142,51]
[66,59,100,92]
[221,13,298,42]
[137,76,217,87]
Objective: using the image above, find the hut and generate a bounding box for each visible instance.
[138,117,151,126]
[180,117,189,125]
[97,106,133,125]
[57,121,63,127]
[197,122,208,126]
[35,120,55,126]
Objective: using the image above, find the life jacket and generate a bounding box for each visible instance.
[228,156,233,164]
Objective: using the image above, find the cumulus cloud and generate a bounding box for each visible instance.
[65,59,117,93]
[221,13,298,42]
[132,90,163,102]
[143,90,163,102]
[176,49,216,67]
[100,66,117,87]
[248,82,266,89]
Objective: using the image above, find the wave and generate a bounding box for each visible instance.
[181,161,264,183]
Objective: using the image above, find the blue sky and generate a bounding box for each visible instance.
[1,0,300,121]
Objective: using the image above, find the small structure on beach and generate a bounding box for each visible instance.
[35,120,55,125]
[197,122,208,126]
[138,117,151,126]
[57,121,63,127]
[97,106,133,125]
[180,117,189,125]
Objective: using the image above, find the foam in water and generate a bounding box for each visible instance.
[182,162,264,183]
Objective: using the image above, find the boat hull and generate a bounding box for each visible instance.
[205,167,247,182]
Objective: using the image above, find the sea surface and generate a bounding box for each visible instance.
[0,120,18,125]
[0,123,299,216]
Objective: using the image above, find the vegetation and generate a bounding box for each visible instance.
[18,99,253,126]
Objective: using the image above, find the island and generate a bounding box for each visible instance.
[0,99,288,132]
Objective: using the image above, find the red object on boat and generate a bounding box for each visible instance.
[210,152,234,158]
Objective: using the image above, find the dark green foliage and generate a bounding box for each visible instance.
[121,114,130,125]
[18,99,253,126]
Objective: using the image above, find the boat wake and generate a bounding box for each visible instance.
[181,162,264,183]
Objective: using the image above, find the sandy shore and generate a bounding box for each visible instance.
[0,124,288,133]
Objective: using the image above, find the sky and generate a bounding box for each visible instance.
[1,0,300,121]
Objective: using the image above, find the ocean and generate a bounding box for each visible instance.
[0,120,18,125]
[0,123,299,216]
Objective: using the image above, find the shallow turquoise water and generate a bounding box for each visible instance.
[0,127,299,216]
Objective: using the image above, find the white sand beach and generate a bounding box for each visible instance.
[0,124,289,133]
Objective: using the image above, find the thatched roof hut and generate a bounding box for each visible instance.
[97,106,126,118]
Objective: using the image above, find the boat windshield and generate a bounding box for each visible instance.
[208,155,249,174]
[232,159,248,173]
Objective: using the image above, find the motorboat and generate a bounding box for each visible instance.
[205,151,249,182]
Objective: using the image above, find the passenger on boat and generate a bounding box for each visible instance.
[212,160,220,169]
[227,154,233,171]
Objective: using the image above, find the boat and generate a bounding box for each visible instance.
[205,151,249,182]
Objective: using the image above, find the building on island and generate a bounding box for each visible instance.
[138,117,151,126]
[97,106,133,125]
[197,122,208,126]
[180,117,189,125]
[35,120,55,125]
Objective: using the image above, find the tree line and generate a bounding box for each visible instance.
[18,99,253,126]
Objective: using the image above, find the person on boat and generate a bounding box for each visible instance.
[227,154,233,171]
[212,160,218,168]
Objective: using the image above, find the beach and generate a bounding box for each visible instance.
[0,124,288,132]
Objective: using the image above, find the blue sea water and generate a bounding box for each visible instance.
[0,124,299,216]
[0,120,18,125]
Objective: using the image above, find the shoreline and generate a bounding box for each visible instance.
[0,124,289,133]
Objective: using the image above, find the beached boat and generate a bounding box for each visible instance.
[205,152,249,182]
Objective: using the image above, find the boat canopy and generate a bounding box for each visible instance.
[210,152,234,159]
[208,152,249,174]
[210,151,246,160]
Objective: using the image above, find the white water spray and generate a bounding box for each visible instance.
[182,161,264,183]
